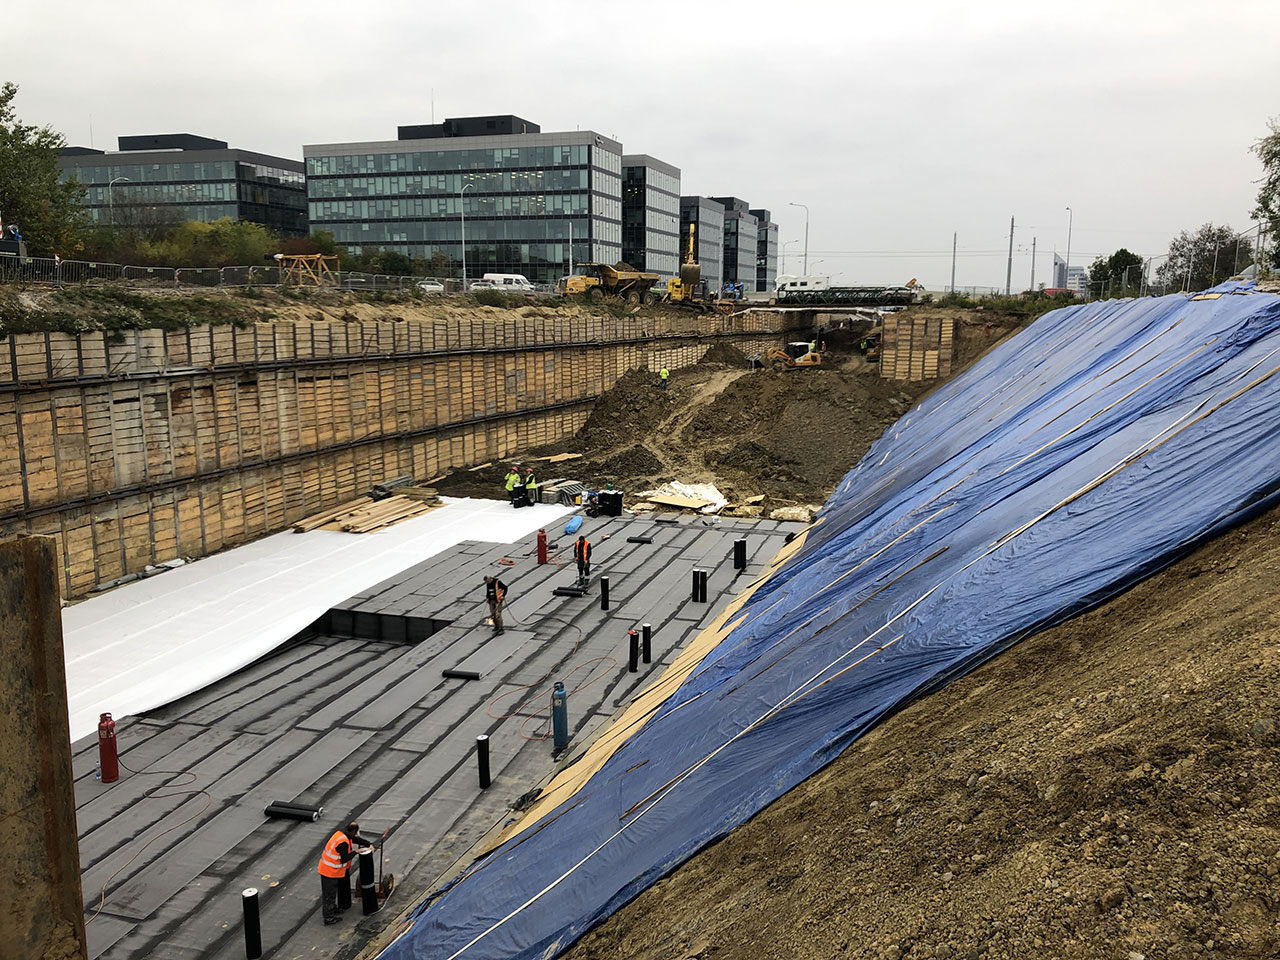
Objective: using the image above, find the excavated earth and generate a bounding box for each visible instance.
[437,307,1019,513]
[566,505,1280,960]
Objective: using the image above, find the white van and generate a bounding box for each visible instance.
[482,273,536,293]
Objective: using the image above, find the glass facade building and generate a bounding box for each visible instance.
[621,155,681,280]
[58,136,308,236]
[711,196,759,293]
[679,196,725,293]
[304,119,624,283]
[750,208,780,293]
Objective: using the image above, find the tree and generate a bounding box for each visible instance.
[0,81,87,255]
[368,249,414,276]
[1086,248,1146,298]
[1251,118,1280,268]
[426,249,456,278]
[1154,224,1253,293]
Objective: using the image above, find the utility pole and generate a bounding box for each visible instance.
[1005,216,1014,295]
[950,232,956,292]
[1029,236,1036,292]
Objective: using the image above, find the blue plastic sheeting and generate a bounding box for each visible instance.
[380,284,1280,960]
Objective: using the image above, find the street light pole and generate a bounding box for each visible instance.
[788,202,809,274]
[781,239,798,275]
[1064,206,1073,293]
[107,176,131,226]
[460,181,474,290]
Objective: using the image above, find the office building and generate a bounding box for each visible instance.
[1053,254,1088,293]
[711,196,759,293]
[621,155,680,279]
[58,135,308,236]
[750,208,779,293]
[679,197,725,293]
[305,116,623,283]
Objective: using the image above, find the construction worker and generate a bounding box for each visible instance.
[808,338,818,354]
[525,467,539,504]
[317,820,373,925]
[659,366,669,390]
[503,466,522,507]
[573,534,592,582]
[483,575,507,634]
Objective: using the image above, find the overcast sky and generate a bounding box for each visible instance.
[9,0,1280,289]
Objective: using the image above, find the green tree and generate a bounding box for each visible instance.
[1086,248,1146,298]
[368,249,415,276]
[1251,118,1279,268]
[426,249,456,278]
[0,81,87,255]
[1154,224,1253,293]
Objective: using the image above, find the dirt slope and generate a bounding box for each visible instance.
[439,309,1020,512]
[566,509,1280,960]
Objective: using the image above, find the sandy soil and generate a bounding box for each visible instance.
[437,308,1023,515]
[565,501,1280,960]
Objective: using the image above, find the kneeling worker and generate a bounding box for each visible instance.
[317,820,375,925]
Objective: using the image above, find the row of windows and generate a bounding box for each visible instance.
[310,192,592,222]
[591,169,622,200]
[87,202,239,224]
[240,182,309,210]
[629,167,679,197]
[307,144,592,176]
[340,241,608,284]
[593,147,622,176]
[325,217,608,245]
[308,168,588,198]
[237,162,306,187]
[85,181,237,205]
[63,160,238,184]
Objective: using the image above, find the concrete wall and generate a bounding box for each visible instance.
[0,312,785,596]
[0,536,87,960]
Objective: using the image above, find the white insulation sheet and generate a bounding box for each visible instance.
[61,497,572,742]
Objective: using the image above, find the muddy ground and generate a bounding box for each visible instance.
[437,307,1019,515]
[566,502,1280,960]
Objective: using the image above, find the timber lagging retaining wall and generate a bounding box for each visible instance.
[0,311,787,597]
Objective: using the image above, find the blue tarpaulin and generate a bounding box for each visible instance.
[379,284,1280,960]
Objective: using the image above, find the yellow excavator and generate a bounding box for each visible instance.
[766,341,822,369]
[666,224,711,307]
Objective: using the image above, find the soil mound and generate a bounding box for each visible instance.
[698,342,749,366]
[581,444,665,481]
[572,369,678,451]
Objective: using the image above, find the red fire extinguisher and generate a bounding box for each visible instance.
[98,712,119,783]
[536,528,548,565]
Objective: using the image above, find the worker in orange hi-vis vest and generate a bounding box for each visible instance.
[317,820,373,924]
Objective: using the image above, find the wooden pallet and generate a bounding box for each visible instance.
[293,493,440,534]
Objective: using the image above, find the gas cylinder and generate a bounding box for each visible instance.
[536,528,548,565]
[551,681,568,753]
[98,712,119,783]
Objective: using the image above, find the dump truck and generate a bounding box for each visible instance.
[557,261,660,305]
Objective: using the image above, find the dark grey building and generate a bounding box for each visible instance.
[750,208,779,293]
[710,196,759,293]
[304,116,623,283]
[57,135,308,236]
[622,154,680,280]
[679,196,725,293]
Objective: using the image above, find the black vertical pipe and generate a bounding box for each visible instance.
[641,622,652,663]
[734,538,747,570]
[600,575,610,610]
[477,734,491,789]
[691,568,699,601]
[628,629,639,672]
[337,868,352,910]
[242,887,262,959]
[358,847,379,915]
[693,569,708,603]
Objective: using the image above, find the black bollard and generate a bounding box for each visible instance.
[242,887,262,959]
[358,846,379,915]
[692,569,708,603]
[642,623,652,663]
[690,568,700,602]
[734,538,748,570]
[628,629,639,672]
[600,575,610,611]
[476,734,491,789]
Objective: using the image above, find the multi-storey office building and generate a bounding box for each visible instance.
[711,196,759,293]
[750,208,779,293]
[621,155,681,280]
[305,116,623,283]
[57,135,308,236]
[679,196,726,293]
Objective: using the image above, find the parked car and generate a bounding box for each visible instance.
[417,279,445,294]
[482,273,536,293]
[468,279,497,290]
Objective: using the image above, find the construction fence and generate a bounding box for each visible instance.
[0,312,789,597]
[0,254,432,291]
